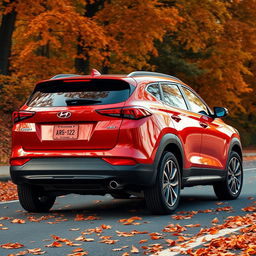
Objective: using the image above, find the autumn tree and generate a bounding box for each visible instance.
[13,0,106,79]
[95,0,183,73]
[153,0,252,113]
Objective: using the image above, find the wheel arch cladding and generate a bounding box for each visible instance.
[153,134,184,180]
[231,144,242,160]
[229,138,243,161]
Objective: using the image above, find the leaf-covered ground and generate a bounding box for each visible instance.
[0,180,255,256]
[0,181,18,202]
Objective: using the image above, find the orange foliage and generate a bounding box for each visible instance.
[96,0,183,71]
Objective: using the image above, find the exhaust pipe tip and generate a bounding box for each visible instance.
[109,180,123,190]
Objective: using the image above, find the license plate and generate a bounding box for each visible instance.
[53,125,79,140]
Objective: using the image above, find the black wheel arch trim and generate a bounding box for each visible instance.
[227,137,243,168]
[152,133,184,183]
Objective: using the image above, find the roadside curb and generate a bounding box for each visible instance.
[0,165,10,181]
[0,176,10,182]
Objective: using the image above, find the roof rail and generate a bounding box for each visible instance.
[127,71,182,82]
[50,74,81,80]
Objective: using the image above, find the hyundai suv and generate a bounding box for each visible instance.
[10,70,243,214]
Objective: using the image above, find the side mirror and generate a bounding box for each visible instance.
[213,107,228,118]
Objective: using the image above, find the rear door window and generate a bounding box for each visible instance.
[161,83,187,110]
[146,83,161,100]
[27,79,133,107]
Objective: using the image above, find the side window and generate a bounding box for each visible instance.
[161,83,187,110]
[147,83,161,100]
[182,87,209,114]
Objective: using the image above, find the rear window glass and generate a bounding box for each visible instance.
[27,79,133,107]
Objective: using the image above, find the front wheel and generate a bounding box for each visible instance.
[213,151,243,200]
[144,152,181,214]
[18,185,56,212]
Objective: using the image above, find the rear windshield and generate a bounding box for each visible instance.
[27,79,133,107]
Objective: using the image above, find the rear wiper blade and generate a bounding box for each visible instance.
[65,99,102,105]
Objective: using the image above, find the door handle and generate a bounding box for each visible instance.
[199,122,208,128]
[171,115,181,122]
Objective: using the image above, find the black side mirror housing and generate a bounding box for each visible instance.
[213,107,228,118]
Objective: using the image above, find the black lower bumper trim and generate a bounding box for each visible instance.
[10,158,155,191]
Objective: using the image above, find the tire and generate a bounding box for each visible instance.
[213,151,243,200]
[18,185,56,213]
[110,191,131,199]
[144,152,181,214]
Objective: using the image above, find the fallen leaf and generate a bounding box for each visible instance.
[212,217,219,224]
[139,239,148,244]
[67,252,88,256]
[242,206,256,212]
[99,239,118,244]
[65,241,82,246]
[215,202,225,205]
[131,245,139,254]
[165,239,176,246]
[75,236,94,242]
[215,206,233,212]
[185,224,201,228]
[72,248,84,252]
[45,241,63,247]
[11,219,26,224]
[27,248,46,255]
[0,242,24,249]
[119,216,142,225]
[75,214,100,221]
[112,248,124,251]
[101,224,112,229]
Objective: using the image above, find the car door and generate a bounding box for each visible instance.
[160,82,203,169]
[181,86,227,170]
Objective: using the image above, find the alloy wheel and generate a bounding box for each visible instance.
[227,157,242,195]
[162,160,179,207]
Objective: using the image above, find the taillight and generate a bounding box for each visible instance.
[12,111,35,123]
[96,107,151,120]
[10,158,31,166]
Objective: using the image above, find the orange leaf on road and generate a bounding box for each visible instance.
[45,241,63,247]
[0,242,24,249]
[131,245,139,254]
[212,217,219,224]
[11,219,26,224]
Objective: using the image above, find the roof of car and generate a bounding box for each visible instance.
[37,70,186,86]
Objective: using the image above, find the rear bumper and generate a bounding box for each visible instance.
[10,158,155,192]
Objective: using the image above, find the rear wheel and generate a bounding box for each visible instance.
[18,185,56,212]
[213,151,243,200]
[144,152,181,214]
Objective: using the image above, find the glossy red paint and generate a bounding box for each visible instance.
[11,74,240,172]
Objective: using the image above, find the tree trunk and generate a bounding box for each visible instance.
[75,39,90,74]
[101,45,110,74]
[75,0,105,74]
[0,3,17,75]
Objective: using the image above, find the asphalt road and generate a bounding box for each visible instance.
[0,160,255,256]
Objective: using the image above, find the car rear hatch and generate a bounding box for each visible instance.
[16,78,134,150]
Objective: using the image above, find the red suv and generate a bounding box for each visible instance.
[10,71,243,214]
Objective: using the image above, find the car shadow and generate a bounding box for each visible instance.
[49,192,219,219]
